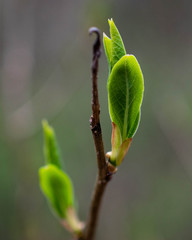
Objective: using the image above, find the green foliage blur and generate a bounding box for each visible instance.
[0,0,192,240]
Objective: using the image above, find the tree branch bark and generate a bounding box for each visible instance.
[79,27,115,240]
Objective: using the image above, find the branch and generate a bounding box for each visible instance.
[89,27,107,179]
[79,27,115,240]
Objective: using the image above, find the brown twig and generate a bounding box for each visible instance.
[88,27,107,179]
[79,27,114,240]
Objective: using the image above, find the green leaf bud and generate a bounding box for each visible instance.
[42,120,61,169]
[103,19,144,166]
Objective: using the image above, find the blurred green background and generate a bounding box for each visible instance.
[0,0,192,239]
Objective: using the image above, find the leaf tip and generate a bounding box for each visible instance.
[42,119,53,135]
[108,18,112,26]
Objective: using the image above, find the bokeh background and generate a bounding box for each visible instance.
[0,0,192,239]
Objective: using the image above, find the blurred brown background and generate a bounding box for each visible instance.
[0,0,192,239]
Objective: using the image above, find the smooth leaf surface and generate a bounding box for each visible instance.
[42,120,61,169]
[108,54,144,140]
[39,164,74,218]
[108,19,126,70]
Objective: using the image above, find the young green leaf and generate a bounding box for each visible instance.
[108,54,144,140]
[103,19,144,166]
[42,120,61,169]
[39,164,74,219]
[103,33,112,71]
[108,18,126,70]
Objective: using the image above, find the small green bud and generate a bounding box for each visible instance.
[42,120,61,169]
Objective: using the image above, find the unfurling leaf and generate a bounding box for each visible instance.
[108,19,126,70]
[39,164,74,218]
[103,33,112,71]
[103,19,144,166]
[42,120,61,169]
